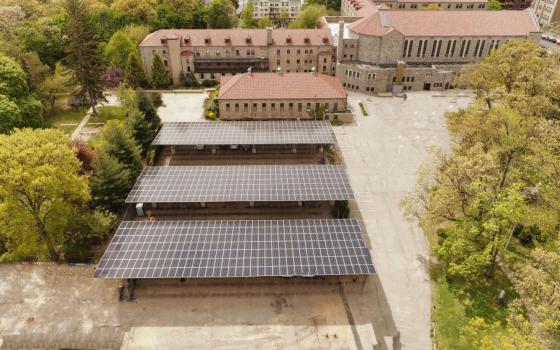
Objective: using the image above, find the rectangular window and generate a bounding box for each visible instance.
[298,103,302,112]
[226,103,230,112]
[289,103,293,111]
[271,103,275,111]
[403,40,409,58]
[431,41,437,57]
[244,103,248,112]
[235,103,239,112]
[333,103,338,111]
[280,103,284,112]
[407,40,413,57]
[262,103,267,111]
[474,40,481,57]
[478,40,486,57]
[450,40,457,57]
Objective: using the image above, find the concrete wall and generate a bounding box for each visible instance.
[219,98,348,119]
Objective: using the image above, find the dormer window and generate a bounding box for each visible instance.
[286,36,292,44]
[245,35,252,44]
[184,36,190,45]
[304,36,310,44]
[225,36,231,44]
[160,39,167,44]
[322,36,328,44]
[204,37,211,44]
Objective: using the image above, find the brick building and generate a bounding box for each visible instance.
[327,8,541,93]
[139,28,335,84]
[217,72,348,120]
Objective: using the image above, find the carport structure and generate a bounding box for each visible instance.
[127,164,354,219]
[152,121,338,165]
[94,219,375,279]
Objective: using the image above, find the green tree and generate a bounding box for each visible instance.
[460,309,541,350]
[257,17,273,28]
[122,23,151,46]
[150,53,172,88]
[63,208,116,262]
[0,54,43,131]
[464,40,560,118]
[98,120,143,180]
[240,2,257,28]
[0,129,89,261]
[0,95,21,133]
[126,107,154,156]
[206,0,236,29]
[277,10,290,28]
[104,31,136,70]
[289,4,326,29]
[90,150,132,211]
[136,89,162,133]
[38,63,71,111]
[153,0,200,29]
[110,0,157,22]
[487,0,502,10]
[63,0,106,115]
[516,248,560,346]
[125,52,149,88]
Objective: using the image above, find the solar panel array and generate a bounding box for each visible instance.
[152,121,337,146]
[126,165,354,203]
[94,219,375,279]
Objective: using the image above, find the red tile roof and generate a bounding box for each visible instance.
[140,29,332,47]
[218,73,347,100]
[350,9,540,37]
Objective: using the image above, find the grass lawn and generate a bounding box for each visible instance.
[87,106,126,125]
[44,107,88,135]
[425,224,520,349]
[432,268,518,349]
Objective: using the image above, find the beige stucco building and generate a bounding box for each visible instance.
[325,8,541,93]
[139,28,335,85]
[532,0,560,25]
[251,0,301,20]
[341,0,488,16]
[218,72,348,120]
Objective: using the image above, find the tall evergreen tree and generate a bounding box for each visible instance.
[136,90,162,133]
[126,108,153,157]
[125,53,149,88]
[150,54,171,88]
[90,150,131,211]
[63,0,106,115]
[98,120,143,180]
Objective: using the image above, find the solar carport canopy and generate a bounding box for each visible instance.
[126,165,354,203]
[151,121,337,146]
[94,219,375,279]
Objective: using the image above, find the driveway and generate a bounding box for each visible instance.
[335,90,473,349]
[157,92,207,122]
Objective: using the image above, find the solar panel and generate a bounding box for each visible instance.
[152,121,337,146]
[94,219,375,279]
[126,165,354,203]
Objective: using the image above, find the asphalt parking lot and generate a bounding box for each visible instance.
[0,91,472,350]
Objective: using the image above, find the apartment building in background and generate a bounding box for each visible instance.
[532,0,560,25]
[251,0,301,20]
[218,72,349,120]
[139,28,335,84]
[326,7,541,93]
[341,0,488,15]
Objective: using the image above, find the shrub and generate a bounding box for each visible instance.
[332,200,350,218]
[201,79,219,87]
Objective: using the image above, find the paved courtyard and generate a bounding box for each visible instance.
[336,90,473,349]
[0,91,472,350]
[157,91,207,122]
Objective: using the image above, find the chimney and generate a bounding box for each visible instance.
[337,21,345,63]
[267,27,273,46]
